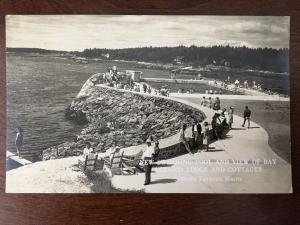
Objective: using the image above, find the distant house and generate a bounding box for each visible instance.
[126,70,143,82]
[174,56,185,65]
[101,53,110,59]
[220,59,230,67]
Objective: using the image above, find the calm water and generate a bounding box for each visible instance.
[8,54,287,158]
[6,54,174,155]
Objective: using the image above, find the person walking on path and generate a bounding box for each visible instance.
[203,122,210,152]
[15,127,23,157]
[142,137,155,185]
[178,124,193,155]
[242,106,251,128]
[228,106,234,129]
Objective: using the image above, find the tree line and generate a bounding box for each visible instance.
[7,46,289,73]
[78,45,289,73]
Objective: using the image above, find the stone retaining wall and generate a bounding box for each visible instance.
[42,73,206,160]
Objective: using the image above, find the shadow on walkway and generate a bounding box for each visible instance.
[153,163,174,168]
[249,126,260,129]
[150,178,177,185]
[206,149,224,152]
[231,127,247,131]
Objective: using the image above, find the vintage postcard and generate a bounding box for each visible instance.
[5,15,291,193]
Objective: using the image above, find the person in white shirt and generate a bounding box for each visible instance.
[235,79,240,87]
[142,138,155,185]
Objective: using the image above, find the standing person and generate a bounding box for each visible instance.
[211,113,222,140]
[228,106,234,129]
[244,80,249,89]
[15,127,23,157]
[213,97,221,111]
[203,122,210,152]
[200,96,207,107]
[142,138,154,185]
[234,79,240,87]
[242,106,251,128]
[192,120,202,147]
[227,76,231,83]
[208,97,213,109]
[178,124,193,155]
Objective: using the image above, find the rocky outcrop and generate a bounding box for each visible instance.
[43,73,206,160]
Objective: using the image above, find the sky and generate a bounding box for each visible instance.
[6,15,290,51]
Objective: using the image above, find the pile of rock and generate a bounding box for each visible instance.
[43,73,205,160]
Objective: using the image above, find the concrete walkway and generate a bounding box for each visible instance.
[112,97,292,193]
[170,93,290,101]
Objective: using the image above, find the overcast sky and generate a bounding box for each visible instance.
[6,15,290,51]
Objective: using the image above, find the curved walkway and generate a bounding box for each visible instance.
[6,85,292,193]
[112,96,292,193]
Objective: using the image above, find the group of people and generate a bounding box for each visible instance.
[200,96,221,111]
[204,89,223,95]
[211,76,263,93]
[178,96,252,155]
[101,68,170,98]
[178,121,210,153]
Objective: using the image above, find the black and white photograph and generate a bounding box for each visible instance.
[5,15,291,193]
